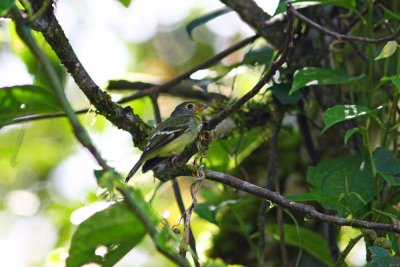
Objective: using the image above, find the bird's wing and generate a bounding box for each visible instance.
[142,123,189,157]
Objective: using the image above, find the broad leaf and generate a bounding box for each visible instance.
[0,0,14,15]
[289,67,363,95]
[186,8,232,39]
[242,45,273,66]
[381,76,400,93]
[0,85,60,127]
[117,0,131,7]
[67,190,155,267]
[375,41,398,61]
[366,246,400,267]
[306,155,375,216]
[268,224,333,266]
[270,83,303,104]
[322,104,370,132]
[195,203,218,225]
[374,147,400,186]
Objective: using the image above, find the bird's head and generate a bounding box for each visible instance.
[171,101,209,117]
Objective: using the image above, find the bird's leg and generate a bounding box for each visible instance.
[170,152,180,167]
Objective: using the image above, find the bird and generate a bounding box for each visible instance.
[125,101,209,182]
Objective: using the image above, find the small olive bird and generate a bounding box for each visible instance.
[125,101,208,182]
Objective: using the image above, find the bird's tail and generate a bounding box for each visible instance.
[125,160,143,183]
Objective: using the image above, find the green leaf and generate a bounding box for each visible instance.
[366,246,400,267]
[275,0,357,15]
[67,201,147,267]
[380,4,400,21]
[374,147,400,186]
[322,104,370,132]
[381,76,400,93]
[205,128,265,171]
[195,198,254,226]
[186,8,232,39]
[306,155,375,216]
[0,0,14,15]
[116,0,131,7]
[268,224,333,266]
[375,41,398,61]
[242,45,273,66]
[289,67,363,95]
[195,203,218,225]
[344,127,362,144]
[0,85,61,127]
[270,83,303,104]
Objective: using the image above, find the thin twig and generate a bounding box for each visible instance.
[205,5,295,130]
[334,234,363,267]
[118,34,260,104]
[258,121,285,267]
[288,4,400,44]
[172,179,199,267]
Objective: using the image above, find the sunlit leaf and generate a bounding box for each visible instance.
[366,246,400,267]
[0,0,14,15]
[375,41,398,61]
[268,224,333,266]
[306,155,375,216]
[0,85,61,128]
[322,105,370,132]
[374,147,400,186]
[242,45,273,66]
[66,191,153,267]
[116,0,131,7]
[289,67,363,95]
[186,8,232,39]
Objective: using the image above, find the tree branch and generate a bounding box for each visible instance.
[202,168,400,234]
[117,34,260,104]
[219,0,285,48]
[29,6,152,149]
[287,4,400,44]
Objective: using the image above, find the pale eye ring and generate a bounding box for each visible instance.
[187,104,193,109]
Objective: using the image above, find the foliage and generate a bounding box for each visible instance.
[2,0,400,267]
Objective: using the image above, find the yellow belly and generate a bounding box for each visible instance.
[155,130,197,157]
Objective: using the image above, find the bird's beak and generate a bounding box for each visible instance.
[197,103,209,111]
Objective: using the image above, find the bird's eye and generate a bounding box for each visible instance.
[187,104,193,109]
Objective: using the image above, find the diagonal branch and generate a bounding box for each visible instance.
[202,168,400,234]
[117,34,260,104]
[205,6,294,130]
[29,5,152,149]
[287,4,400,44]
